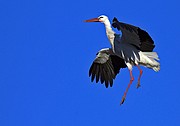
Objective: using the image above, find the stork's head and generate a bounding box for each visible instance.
[84,15,109,23]
[98,15,109,23]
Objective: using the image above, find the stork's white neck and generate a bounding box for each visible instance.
[103,19,115,47]
[104,19,111,28]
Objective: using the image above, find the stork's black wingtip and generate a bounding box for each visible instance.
[112,17,119,28]
[89,71,91,77]
[105,85,108,88]
[113,17,118,22]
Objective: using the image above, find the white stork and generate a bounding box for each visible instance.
[85,15,160,104]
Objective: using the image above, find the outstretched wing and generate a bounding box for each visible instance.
[112,17,155,52]
[89,48,126,88]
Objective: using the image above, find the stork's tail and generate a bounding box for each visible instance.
[139,52,160,72]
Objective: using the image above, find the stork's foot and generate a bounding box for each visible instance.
[136,65,142,89]
[136,81,141,88]
[120,96,126,105]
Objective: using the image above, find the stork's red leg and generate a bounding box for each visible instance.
[120,70,134,105]
[136,65,143,88]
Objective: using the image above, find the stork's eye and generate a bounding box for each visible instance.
[99,16,103,19]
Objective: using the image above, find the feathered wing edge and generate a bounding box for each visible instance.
[89,49,127,88]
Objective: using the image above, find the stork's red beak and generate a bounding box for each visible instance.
[84,18,100,22]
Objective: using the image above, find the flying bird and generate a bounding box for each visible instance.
[84,15,160,104]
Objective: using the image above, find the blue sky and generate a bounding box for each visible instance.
[0,0,180,126]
